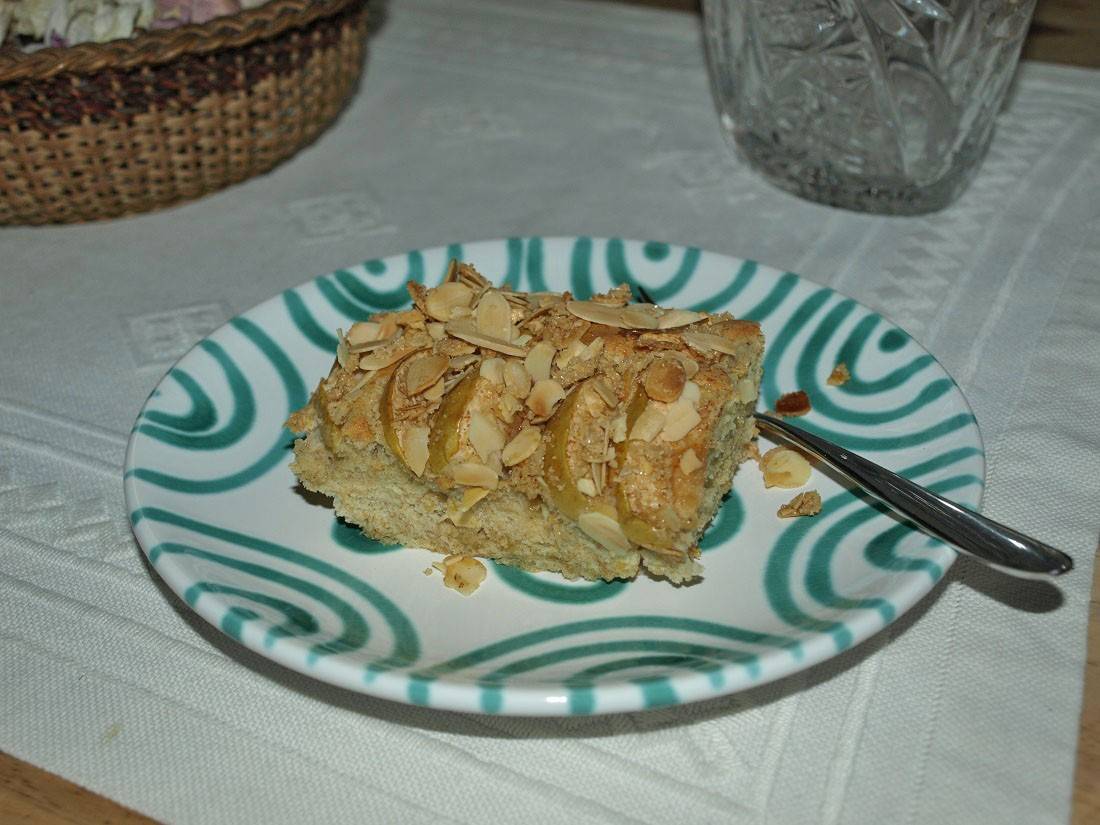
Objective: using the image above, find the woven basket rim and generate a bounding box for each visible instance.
[0,0,362,82]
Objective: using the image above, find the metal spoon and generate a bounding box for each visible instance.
[755,413,1073,577]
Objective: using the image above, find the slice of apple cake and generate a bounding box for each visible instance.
[287,261,763,583]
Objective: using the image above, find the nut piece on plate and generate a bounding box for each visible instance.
[775,390,811,417]
[777,490,822,518]
[440,555,487,596]
[760,446,812,488]
[286,261,765,586]
[827,362,851,386]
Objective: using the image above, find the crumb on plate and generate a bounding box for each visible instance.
[778,490,822,518]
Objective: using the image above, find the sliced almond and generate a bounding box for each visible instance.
[358,342,425,372]
[580,336,605,361]
[682,330,742,356]
[576,478,597,497]
[469,412,505,463]
[391,308,425,327]
[404,354,449,395]
[513,333,533,346]
[619,304,662,329]
[424,377,445,402]
[458,487,492,513]
[679,448,703,475]
[577,511,631,552]
[336,332,350,370]
[377,317,399,340]
[402,426,430,477]
[349,333,398,354]
[629,402,666,442]
[661,399,702,442]
[448,354,480,371]
[680,380,701,406]
[644,359,687,403]
[455,262,490,290]
[657,308,706,329]
[555,338,586,370]
[524,340,556,382]
[425,282,474,322]
[480,357,505,384]
[448,461,500,489]
[736,377,757,403]
[501,426,542,466]
[497,392,523,424]
[668,351,700,378]
[442,555,487,596]
[504,359,532,398]
[566,300,625,328]
[445,319,527,357]
[476,289,515,342]
[760,447,812,489]
[347,321,383,346]
[609,414,628,443]
[526,379,566,419]
[427,322,446,341]
[590,378,618,408]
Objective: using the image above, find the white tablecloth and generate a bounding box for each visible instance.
[2,1,1098,822]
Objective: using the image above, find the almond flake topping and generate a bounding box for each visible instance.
[476,289,514,342]
[501,426,541,466]
[644,359,686,402]
[526,379,566,419]
[448,461,500,489]
[425,282,474,322]
[504,359,532,398]
[479,357,505,384]
[346,321,383,346]
[590,378,618,408]
[468,412,505,463]
[445,319,527,356]
[405,355,449,395]
[682,330,742,356]
[577,511,631,552]
[657,309,706,329]
[402,426,430,477]
[661,399,701,442]
[629,403,666,442]
[524,340,556,383]
[679,448,703,474]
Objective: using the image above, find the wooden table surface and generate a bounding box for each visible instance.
[2,1,1098,822]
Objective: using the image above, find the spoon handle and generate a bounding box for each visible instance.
[754,413,1073,577]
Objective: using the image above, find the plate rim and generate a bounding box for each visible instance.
[124,235,985,716]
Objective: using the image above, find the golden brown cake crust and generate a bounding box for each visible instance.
[287,262,764,583]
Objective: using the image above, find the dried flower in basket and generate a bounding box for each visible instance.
[0,0,268,49]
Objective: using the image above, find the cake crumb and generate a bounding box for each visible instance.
[441,554,487,596]
[775,390,811,417]
[778,490,822,518]
[827,363,850,386]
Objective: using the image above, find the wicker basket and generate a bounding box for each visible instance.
[0,0,369,225]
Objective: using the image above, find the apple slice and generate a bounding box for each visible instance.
[427,369,481,474]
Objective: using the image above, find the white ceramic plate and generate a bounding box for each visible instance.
[124,237,984,715]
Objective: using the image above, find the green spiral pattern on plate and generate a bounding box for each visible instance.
[125,237,984,714]
[134,506,420,673]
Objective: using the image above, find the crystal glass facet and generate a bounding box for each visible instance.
[703,0,1037,214]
